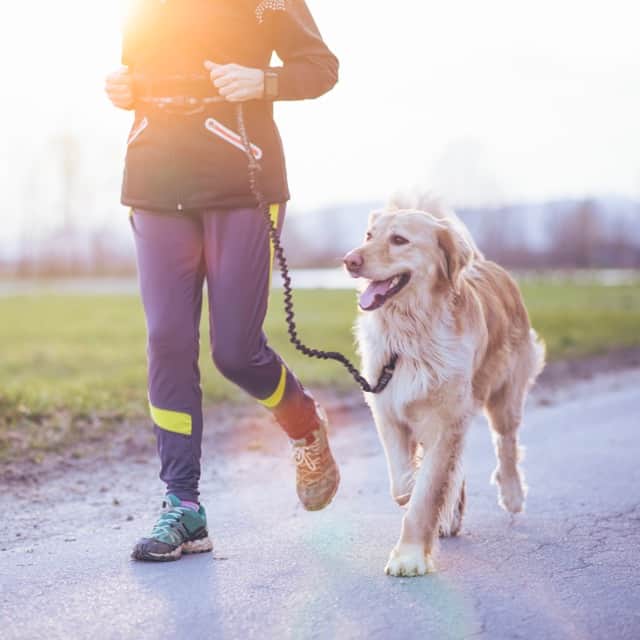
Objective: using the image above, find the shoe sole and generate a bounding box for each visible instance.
[132,536,213,562]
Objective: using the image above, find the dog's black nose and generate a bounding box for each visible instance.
[343,251,363,273]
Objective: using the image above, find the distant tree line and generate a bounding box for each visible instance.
[466,201,640,269]
[2,198,639,276]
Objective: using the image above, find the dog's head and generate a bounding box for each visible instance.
[343,209,473,311]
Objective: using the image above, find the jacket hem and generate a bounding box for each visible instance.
[121,192,291,213]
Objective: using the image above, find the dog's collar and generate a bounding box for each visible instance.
[369,353,399,393]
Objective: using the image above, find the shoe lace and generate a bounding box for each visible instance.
[151,505,189,538]
[293,437,322,472]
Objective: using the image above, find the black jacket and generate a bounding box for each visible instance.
[120,0,338,212]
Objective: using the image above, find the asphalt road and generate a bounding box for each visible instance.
[2,368,639,640]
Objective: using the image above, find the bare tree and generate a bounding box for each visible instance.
[547,200,603,268]
[53,131,80,231]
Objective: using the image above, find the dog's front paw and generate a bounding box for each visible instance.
[492,468,526,514]
[384,544,435,577]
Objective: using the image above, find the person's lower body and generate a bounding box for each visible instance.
[129,205,339,560]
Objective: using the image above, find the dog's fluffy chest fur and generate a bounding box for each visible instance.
[357,303,478,427]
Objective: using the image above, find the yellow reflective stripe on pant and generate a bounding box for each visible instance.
[149,402,192,436]
[268,203,280,289]
[258,363,287,409]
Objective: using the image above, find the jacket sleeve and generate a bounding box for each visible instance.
[120,0,148,68]
[267,0,339,100]
[121,3,139,68]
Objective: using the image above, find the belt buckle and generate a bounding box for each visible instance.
[166,96,204,115]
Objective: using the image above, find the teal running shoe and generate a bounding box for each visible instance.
[131,494,213,562]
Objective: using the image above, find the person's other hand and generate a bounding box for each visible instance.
[105,66,134,110]
[204,61,264,102]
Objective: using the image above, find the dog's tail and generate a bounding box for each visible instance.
[387,189,484,260]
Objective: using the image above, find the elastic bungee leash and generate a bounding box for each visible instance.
[235,103,398,394]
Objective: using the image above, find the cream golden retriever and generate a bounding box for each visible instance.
[344,195,545,577]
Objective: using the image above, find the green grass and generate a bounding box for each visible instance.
[1,280,639,459]
[519,279,640,360]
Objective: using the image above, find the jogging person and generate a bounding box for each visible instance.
[105,0,340,562]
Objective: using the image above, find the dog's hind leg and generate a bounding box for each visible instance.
[486,331,543,514]
[385,420,467,576]
[439,478,466,537]
[485,379,528,514]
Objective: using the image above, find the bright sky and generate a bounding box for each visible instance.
[1,0,639,245]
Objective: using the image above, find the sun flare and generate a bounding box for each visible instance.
[6,0,129,85]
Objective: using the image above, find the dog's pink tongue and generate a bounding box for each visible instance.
[359,279,393,311]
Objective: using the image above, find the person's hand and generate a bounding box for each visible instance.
[105,66,134,110]
[204,60,264,102]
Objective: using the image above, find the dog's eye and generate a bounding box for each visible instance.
[390,234,409,246]
[365,232,372,241]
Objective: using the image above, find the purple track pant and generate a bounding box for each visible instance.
[130,205,314,502]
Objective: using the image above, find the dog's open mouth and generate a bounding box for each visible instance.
[359,273,411,311]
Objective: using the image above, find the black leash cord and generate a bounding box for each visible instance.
[235,104,397,394]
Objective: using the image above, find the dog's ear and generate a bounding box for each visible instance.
[437,224,472,293]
